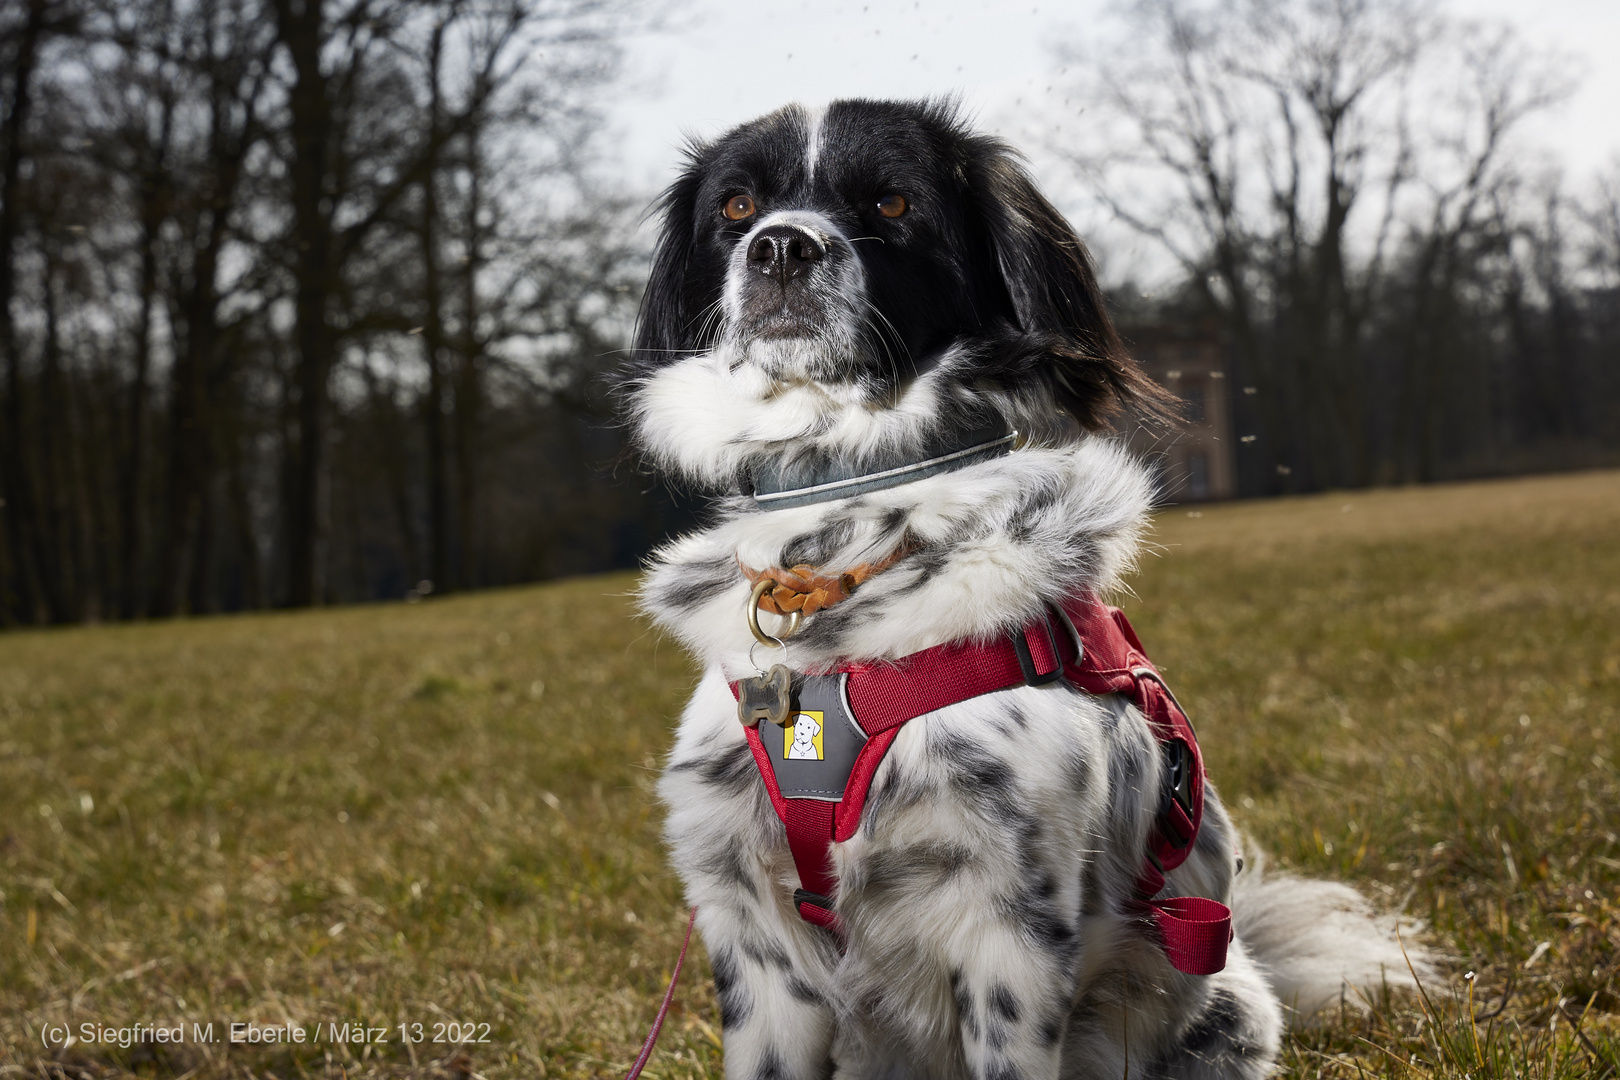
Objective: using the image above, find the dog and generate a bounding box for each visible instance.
[628,99,1426,1080]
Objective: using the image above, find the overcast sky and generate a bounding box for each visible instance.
[606,0,1620,228]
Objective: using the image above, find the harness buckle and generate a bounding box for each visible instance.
[1012,614,1066,686]
[794,888,834,913]
[1157,740,1196,848]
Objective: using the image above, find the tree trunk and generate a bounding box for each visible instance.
[276,0,336,607]
[157,308,201,615]
[420,182,452,594]
[123,168,162,617]
[37,243,71,620]
[454,128,482,591]
[0,0,50,623]
[361,366,421,586]
[419,18,453,594]
[224,382,264,610]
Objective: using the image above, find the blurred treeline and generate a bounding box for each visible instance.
[1065,0,1620,497]
[0,0,680,626]
[3,0,1619,627]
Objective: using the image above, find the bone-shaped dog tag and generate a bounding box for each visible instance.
[738,664,793,727]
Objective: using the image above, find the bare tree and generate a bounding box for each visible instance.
[0,0,78,623]
[0,0,655,625]
[1384,25,1572,480]
[267,0,631,606]
[1051,0,1572,490]
[1591,164,1620,288]
[96,0,178,619]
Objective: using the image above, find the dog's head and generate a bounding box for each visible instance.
[792,713,820,743]
[630,99,1168,493]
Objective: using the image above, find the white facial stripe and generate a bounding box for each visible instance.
[804,104,827,181]
[748,209,840,244]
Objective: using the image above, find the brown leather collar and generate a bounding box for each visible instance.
[738,542,914,616]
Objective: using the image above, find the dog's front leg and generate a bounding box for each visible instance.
[940,874,1077,1080]
[693,898,837,1080]
[835,835,1080,1080]
[836,709,1093,1080]
[660,670,837,1080]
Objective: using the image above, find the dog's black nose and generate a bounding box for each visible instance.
[746,225,825,283]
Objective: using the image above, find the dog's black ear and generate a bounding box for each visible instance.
[972,152,1175,430]
[633,153,708,367]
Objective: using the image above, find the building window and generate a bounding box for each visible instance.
[1183,383,1206,423]
[1187,451,1210,499]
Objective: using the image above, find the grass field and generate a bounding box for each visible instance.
[3,470,1618,1080]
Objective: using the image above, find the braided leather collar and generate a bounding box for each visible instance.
[738,542,916,616]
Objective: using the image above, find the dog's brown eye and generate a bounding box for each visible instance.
[724,195,756,221]
[877,194,907,218]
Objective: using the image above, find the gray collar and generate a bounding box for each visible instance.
[747,419,1017,510]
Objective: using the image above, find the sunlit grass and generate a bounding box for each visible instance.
[3,469,1618,1079]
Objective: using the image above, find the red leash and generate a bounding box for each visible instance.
[625,906,698,1080]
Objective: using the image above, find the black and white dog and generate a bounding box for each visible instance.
[629,99,1424,1080]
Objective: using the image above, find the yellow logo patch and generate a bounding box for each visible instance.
[784,711,824,760]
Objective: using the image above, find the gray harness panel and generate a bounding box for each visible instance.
[763,674,869,801]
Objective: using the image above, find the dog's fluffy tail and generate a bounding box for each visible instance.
[1232,849,1439,1023]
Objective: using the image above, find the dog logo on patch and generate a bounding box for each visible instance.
[784,711,824,760]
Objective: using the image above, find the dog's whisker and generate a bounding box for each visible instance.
[860,300,913,386]
[690,297,729,348]
[857,322,898,392]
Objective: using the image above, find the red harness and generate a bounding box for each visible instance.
[728,594,1233,976]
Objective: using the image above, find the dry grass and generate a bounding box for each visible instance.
[3,469,1618,1080]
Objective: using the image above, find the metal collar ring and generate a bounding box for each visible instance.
[747,577,801,647]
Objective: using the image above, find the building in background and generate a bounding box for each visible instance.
[1121,326,1236,502]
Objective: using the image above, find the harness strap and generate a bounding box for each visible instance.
[1057,597,1205,874]
[729,595,1232,974]
[1136,863,1233,976]
[780,800,840,930]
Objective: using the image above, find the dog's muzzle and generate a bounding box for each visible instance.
[728,214,857,351]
